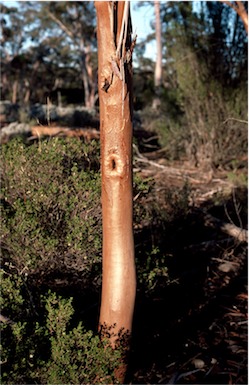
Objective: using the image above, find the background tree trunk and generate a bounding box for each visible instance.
[47,8,96,108]
[12,80,18,104]
[152,0,163,110]
[95,1,136,382]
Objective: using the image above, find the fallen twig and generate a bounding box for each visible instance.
[202,212,247,243]
[133,143,188,176]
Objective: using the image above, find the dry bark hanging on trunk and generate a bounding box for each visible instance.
[95,1,136,381]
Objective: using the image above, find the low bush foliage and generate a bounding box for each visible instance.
[0,137,189,382]
[1,137,102,284]
[1,270,121,384]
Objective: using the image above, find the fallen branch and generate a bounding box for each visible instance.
[133,143,217,184]
[30,126,100,141]
[133,143,189,176]
[222,117,248,125]
[202,211,247,243]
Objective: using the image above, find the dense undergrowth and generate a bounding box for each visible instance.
[0,137,189,383]
[1,136,247,383]
[0,134,248,384]
[0,138,117,383]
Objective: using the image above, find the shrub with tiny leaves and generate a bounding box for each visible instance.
[0,274,122,384]
[1,137,102,286]
[0,136,184,383]
[43,292,122,384]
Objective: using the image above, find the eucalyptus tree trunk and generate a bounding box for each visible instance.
[95,1,136,381]
[152,0,163,110]
[47,9,96,108]
[221,1,248,33]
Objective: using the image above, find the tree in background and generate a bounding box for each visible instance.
[41,1,97,108]
[1,1,97,107]
[148,0,248,171]
[0,4,26,103]
[95,1,136,382]
[152,0,163,110]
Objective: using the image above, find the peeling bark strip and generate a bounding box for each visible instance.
[95,1,136,381]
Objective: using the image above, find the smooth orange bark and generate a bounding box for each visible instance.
[95,2,136,378]
[221,1,248,33]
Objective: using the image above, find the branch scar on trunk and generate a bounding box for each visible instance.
[105,152,125,177]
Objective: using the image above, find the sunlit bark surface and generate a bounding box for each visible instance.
[95,2,136,380]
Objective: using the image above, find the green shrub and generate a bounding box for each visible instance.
[0,269,48,384]
[1,137,170,293]
[1,136,187,383]
[136,246,170,293]
[43,292,122,384]
[1,137,102,285]
[0,271,122,384]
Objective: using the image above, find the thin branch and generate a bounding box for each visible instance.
[232,189,243,229]
[133,144,209,181]
[46,10,75,41]
[222,117,248,125]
